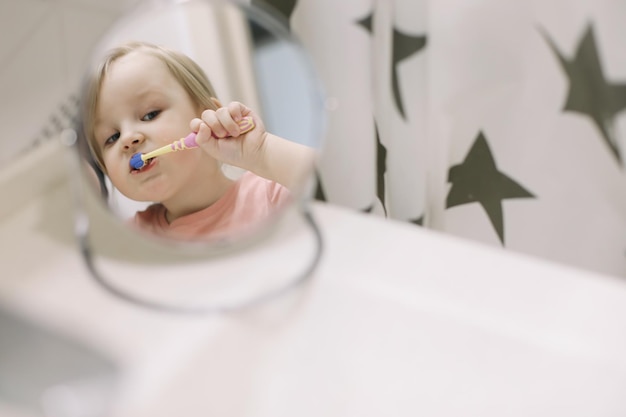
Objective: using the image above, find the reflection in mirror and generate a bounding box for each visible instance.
[65,0,326,313]
[79,0,323,245]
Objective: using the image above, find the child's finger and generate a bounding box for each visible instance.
[194,122,214,147]
[201,109,228,138]
[215,107,241,137]
[227,101,246,121]
[189,118,203,132]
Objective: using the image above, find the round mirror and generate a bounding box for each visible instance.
[65,0,326,313]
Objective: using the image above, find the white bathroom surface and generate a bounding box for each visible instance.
[1,141,626,416]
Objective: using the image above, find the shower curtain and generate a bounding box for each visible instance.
[257,0,626,278]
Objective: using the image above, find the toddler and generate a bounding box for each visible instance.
[81,41,315,241]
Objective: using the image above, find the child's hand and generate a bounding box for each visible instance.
[190,101,268,171]
[191,100,316,190]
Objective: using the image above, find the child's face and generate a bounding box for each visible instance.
[93,51,212,203]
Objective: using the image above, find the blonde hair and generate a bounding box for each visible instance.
[81,41,220,170]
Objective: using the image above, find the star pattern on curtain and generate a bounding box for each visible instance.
[357,13,373,32]
[356,11,427,218]
[391,29,427,119]
[541,24,626,165]
[446,131,535,244]
[252,0,298,25]
[375,122,388,215]
[357,13,428,120]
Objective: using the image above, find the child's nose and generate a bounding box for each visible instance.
[121,132,144,149]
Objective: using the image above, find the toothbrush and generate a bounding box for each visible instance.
[129,116,255,170]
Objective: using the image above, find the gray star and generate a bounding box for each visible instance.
[314,171,326,202]
[253,0,298,23]
[541,24,626,164]
[447,132,535,244]
[391,29,427,119]
[410,216,423,226]
[357,13,373,33]
[374,122,388,215]
[356,13,427,119]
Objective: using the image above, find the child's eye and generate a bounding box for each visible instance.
[142,110,160,121]
[104,132,120,147]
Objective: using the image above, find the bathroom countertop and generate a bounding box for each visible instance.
[2,141,626,416]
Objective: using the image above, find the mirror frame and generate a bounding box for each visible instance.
[62,0,326,314]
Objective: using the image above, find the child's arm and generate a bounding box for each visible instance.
[251,132,316,190]
[191,101,317,190]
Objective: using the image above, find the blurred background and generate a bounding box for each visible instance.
[0,0,139,165]
[4,0,626,279]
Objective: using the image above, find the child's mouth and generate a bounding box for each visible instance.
[131,157,156,174]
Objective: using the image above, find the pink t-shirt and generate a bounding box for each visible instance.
[133,172,290,241]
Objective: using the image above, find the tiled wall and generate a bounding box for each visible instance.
[0,0,137,166]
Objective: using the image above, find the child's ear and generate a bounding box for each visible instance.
[210,97,223,109]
